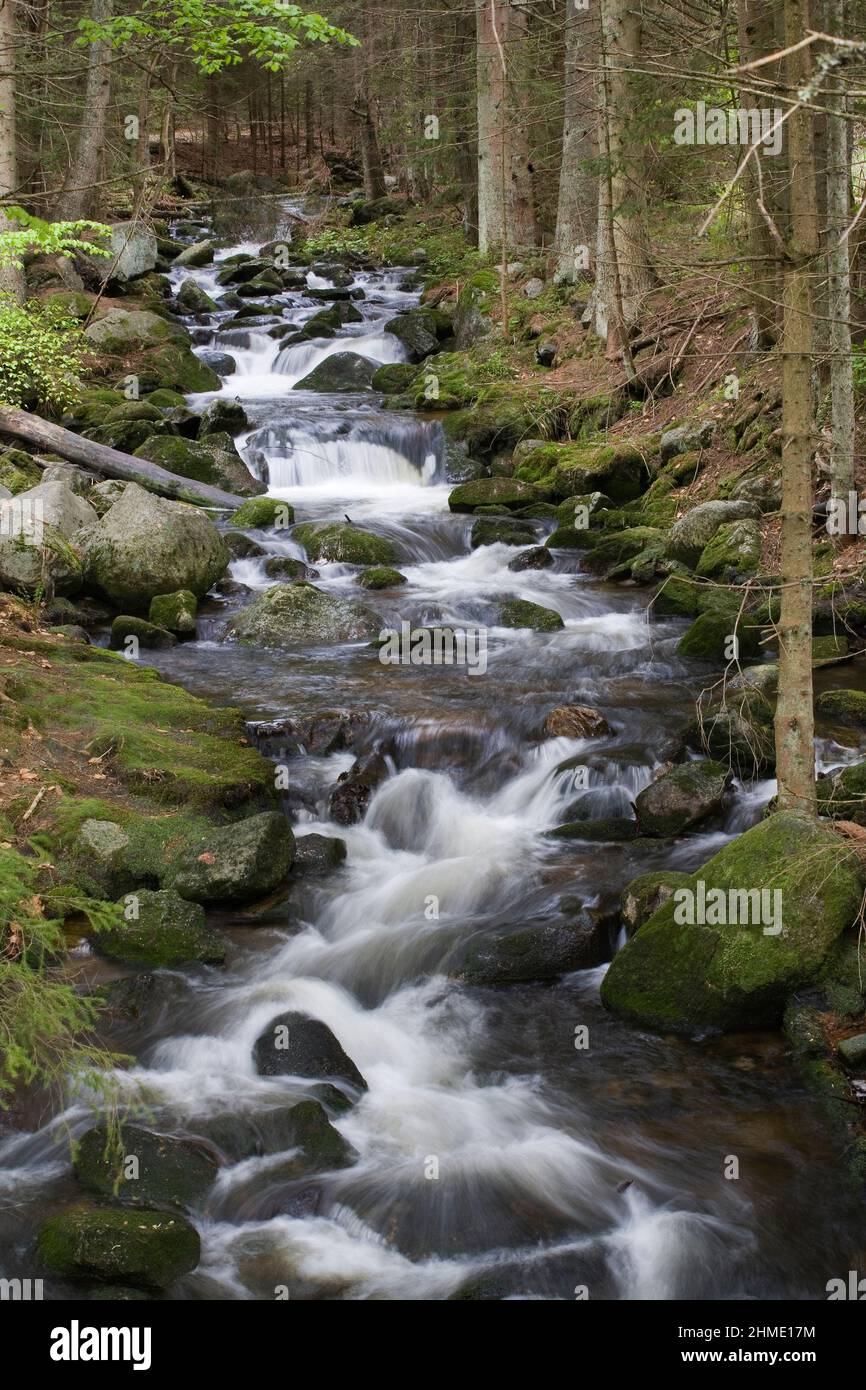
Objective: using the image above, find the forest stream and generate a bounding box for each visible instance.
[2,201,865,1304]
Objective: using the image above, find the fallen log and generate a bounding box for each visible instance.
[0,407,244,511]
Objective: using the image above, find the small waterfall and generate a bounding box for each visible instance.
[274,332,405,385]
[243,417,443,490]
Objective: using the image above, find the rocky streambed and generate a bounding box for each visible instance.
[2,203,866,1300]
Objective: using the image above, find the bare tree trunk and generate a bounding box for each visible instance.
[774,0,818,816]
[826,0,855,507]
[475,0,537,254]
[0,0,24,300]
[598,0,654,326]
[57,0,113,221]
[553,6,596,284]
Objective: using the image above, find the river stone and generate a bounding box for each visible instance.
[74,1125,218,1211]
[470,517,535,549]
[263,555,319,581]
[293,352,380,393]
[498,599,564,631]
[149,589,197,635]
[600,811,865,1034]
[197,350,236,376]
[0,481,98,597]
[508,546,553,572]
[133,435,264,497]
[173,811,294,905]
[292,833,348,874]
[837,1033,866,1066]
[176,277,219,314]
[229,583,377,646]
[384,311,438,362]
[634,760,732,837]
[82,483,229,611]
[83,307,178,353]
[329,751,390,825]
[253,1011,368,1090]
[660,420,715,464]
[231,497,294,529]
[456,920,603,985]
[173,238,215,267]
[293,521,397,566]
[666,500,761,567]
[449,477,540,513]
[695,519,762,581]
[266,1100,356,1174]
[109,614,178,650]
[96,889,226,967]
[199,398,249,436]
[815,689,866,729]
[620,870,692,935]
[541,705,611,739]
[224,531,266,560]
[74,818,133,899]
[37,1205,200,1289]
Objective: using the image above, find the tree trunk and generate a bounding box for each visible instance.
[597,0,654,327]
[355,93,386,199]
[56,0,113,221]
[475,0,537,254]
[774,0,818,816]
[826,0,855,508]
[553,6,596,284]
[0,407,245,509]
[0,0,24,300]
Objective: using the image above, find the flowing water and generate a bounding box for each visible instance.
[2,204,865,1301]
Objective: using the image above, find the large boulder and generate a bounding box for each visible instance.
[293,352,380,392]
[384,311,438,362]
[634,760,732,836]
[666,501,761,567]
[253,1011,368,1090]
[695,519,762,581]
[0,481,98,596]
[600,812,864,1033]
[37,1205,200,1289]
[455,920,603,985]
[228,583,377,646]
[82,483,228,610]
[86,222,157,283]
[172,811,294,905]
[83,308,179,353]
[448,477,541,513]
[133,435,264,497]
[74,1125,218,1211]
[173,238,215,267]
[293,521,397,566]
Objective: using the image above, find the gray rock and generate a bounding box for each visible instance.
[41,463,96,494]
[173,239,216,267]
[83,308,178,352]
[0,481,98,596]
[666,499,761,567]
[228,583,377,646]
[384,311,438,363]
[198,398,248,436]
[635,760,732,837]
[173,811,295,905]
[89,223,157,283]
[837,1033,866,1066]
[660,419,716,464]
[293,352,379,393]
[523,277,545,299]
[176,278,219,314]
[253,1011,368,1090]
[197,351,236,376]
[292,833,347,875]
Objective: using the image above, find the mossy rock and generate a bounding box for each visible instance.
[231,496,294,530]
[548,817,638,842]
[109,615,177,651]
[37,1204,200,1289]
[695,519,762,581]
[0,448,43,495]
[358,566,407,590]
[678,609,763,664]
[96,888,225,966]
[545,524,596,550]
[652,575,700,617]
[498,599,564,631]
[455,920,602,985]
[293,522,397,566]
[140,342,221,393]
[228,582,377,646]
[172,810,294,905]
[583,527,663,574]
[620,870,692,935]
[371,362,419,394]
[601,812,864,1033]
[74,1125,218,1211]
[264,1100,357,1175]
[815,689,866,728]
[667,501,762,567]
[516,441,647,504]
[818,758,866,825]
[149,590,197,635]
[634,760,731,837]
[133,435,262,497]
[145,388,186,409]
[813,634,850,663]
[471,517,536,548]
[448,477,540,513]
[685,700,775,777]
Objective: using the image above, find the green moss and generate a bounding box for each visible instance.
[815,689,866,728]
[0,448,42,494]
[37,1204,200,1289]
[293,522,397,566]
[231,496,294,529]
[516,441,648,504]
[448,477,540,513]
[358,566,407,590]
[96,889,226,967]
[678,608,763,663]
[498,599,564,631]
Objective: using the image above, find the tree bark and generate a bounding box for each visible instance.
[553,7,596,285]
[0,0,24,300]
[475,0,537,254]
[825,0,855,508]
[774,0,818,816]
[0,407,245,509]
[57,0,113,221]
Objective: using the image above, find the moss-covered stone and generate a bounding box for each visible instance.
[371,361,418,393]
[96,888,226,966]
[695,519,762,581]
[293,522,397,566]
[498,599,564,631]
[231,496,294,529]
[620,870,692,935]
[358,565,407,590]
[229,582,377,647]
[149,590,197,635]
[133,435,262,497]
[601,812,864,1033]
[172,810,294,905]
[515,441,647,504]
[470,517,536,548]
[815,689,866,728]
[0,447,42,495]
[448,477,541,513]
[37,1204,200,1289]
[74,1125,218,1210]
[109,616,178,651]
[678,608,763,663]
[583,527,663,575]
[635,760,731,837]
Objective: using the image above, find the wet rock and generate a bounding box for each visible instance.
[666,500,761,567]
[449,477,540,513]
[507,545,552,572]
[253,1011,368,1090]
[82,483,229,611]
[292,833,347,875]
[198,398,249,436]
[548,817,638,842]
[358,565,407,589]
[470,517,536,548]
[635,760,732,837]
[198,351,236,376]
[149,590,197,635]
[266,1100,356,1174]
[685,701,775,776]
[384,311,438,362]
[74,1124,218,1211]
[173,811,295,905]
[293,352,380,393]
[498,599,564,631]
[38,1205,200,1289]
[293,521,397,566]
[224,531,266,560]
[231,496,294,530]
[263,555,319,581]
[109,615,177,650]
[133,434,264,498]
[372,362,417,394]
[228,583,377,646]
[173,238,215,267]
[601,811,865,1033]
[96,889,226,967]
[455,919,603,985]
[815,689,866,729]
[620,870,692,935]
[176,278,219,314]
[0,481,97,597]
[329,751,390,825]
[541,705,611,739]
[677,607,763,664]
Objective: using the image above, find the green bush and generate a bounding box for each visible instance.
[0,294,85,412]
